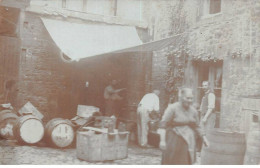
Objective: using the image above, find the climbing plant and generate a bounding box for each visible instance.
[165,47,189,103]
[163,0,189,103]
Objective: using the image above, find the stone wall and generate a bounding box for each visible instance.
[0,36,20,105]
[144,0,260,131]
[17,12,76,121]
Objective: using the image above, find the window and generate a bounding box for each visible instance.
[117,0,143,21]
[203,0,221,16]
[62,0,66,8]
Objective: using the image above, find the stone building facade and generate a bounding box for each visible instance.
[145,0,260,132]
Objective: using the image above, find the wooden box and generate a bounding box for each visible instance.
[77,127,129,162]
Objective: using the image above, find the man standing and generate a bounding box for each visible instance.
[137,90,160,147]
[104,80,125,117]
[200,81,216,131]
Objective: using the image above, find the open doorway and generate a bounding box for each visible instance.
[192,61,223,127]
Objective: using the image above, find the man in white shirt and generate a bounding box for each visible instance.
[137,90,160,147]
[200,81,216,131]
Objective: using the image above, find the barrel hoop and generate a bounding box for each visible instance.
[52,123,72,132]
[0,110,12,114]
[18,117,41,130]
[47,120,72,134]
[19,115,41,122]
[45,119,73,140]
[0,113,18,121]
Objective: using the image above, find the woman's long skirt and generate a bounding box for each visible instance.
[161,130,191,165]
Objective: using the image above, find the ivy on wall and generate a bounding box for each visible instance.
[164,47,188,103]
[163,0,188,103]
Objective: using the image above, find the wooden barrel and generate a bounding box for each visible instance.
[201,129,246,165]
[14,115,44,144]
[45,118,74,148]
[244,123,260,165]
[0,110,18,139]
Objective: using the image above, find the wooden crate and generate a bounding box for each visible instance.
[77,127,129,162]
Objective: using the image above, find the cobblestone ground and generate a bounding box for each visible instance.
[0,140,201,165]
[0,140,162,165]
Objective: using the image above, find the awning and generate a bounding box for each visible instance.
[41,18,143,61]
[79,35,179,61]
[113,36,177,53]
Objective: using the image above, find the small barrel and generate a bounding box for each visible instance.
[201,129,246,165]
[14,114,44,144]
[45,118,74,148]
[244,123,260,165]
[0,110,18,139]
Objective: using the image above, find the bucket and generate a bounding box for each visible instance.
[13,114,44,144]
[148,131,160,147]
[45,118,74,148]
[201,129,246,165]
[0,110,18,139]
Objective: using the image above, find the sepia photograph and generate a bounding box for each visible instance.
[0,0,259,165]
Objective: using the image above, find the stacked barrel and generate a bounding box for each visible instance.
[0,109,18,140]
[0,108,45,145]
[44,118,74,148]
[0,108,75,148]
[13,114,44,144]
